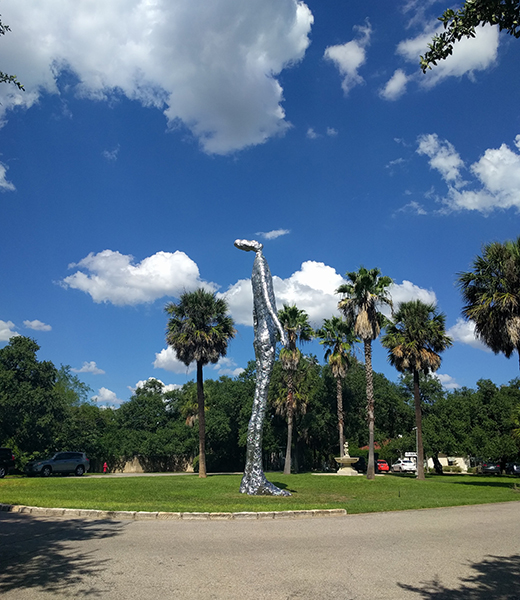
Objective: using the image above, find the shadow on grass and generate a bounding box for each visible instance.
[398,554,520,599]
[0,512,125,597]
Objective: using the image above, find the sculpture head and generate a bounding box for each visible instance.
[234,239,263,253]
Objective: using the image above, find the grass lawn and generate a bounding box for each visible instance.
[1,473,520,514]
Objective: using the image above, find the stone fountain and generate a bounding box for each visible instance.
[334,442,361,476]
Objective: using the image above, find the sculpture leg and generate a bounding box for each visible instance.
[240,343,290,496]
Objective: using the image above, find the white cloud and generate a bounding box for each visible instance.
[417,134,520,213]
[306,127,319,139]
[153,346,196,374]
[434,373,461,390]
[417,133,465,185]
[222,261,344,327]
[153,347,241,378]
[223,261,436,328]
[71,361,105,375]
[326,127,338,137]
[396,200,427,216]
[211,357,244,378]
[0,0,313,155]
[324,21,372,95]
[102,146,120,161]
[92,387,122,406]
[447,318,491,352]
[0,320,19,341]
[132,378,181,393]
[387,281,437,315]
[61,249,215,305]
[256,229,290,240]
[0,163,15,192]
[23,319,52,332]
[380,69,409,101]
[397,23,499,88]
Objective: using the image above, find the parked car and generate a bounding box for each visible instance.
[376,459,390,473]
[478,461,501,475]
[391,458,416,473]
[0,448,15,478]
[505,463,520,476]
[24,452,90,477]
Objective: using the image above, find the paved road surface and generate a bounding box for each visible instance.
[1,502,519,599]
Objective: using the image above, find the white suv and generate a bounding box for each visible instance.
[391,458,416,473]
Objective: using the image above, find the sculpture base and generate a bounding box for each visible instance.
[334,456,361,476]
[335,465,362,476]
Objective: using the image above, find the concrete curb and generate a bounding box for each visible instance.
[0,502,346,521]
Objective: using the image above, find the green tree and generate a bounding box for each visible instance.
[337,267,393,480]
[0,336,63,461]
[165,289,235,477]
[277,304,314,474]
[316,316,358,457]
[458,237,520,368]
[381,300,452,479]
[421,0,520,72]
[0,16,24,90]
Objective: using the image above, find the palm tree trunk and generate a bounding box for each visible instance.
[284,371,294,475]
[196,361,207,478]
[413,369,425,480]
[336,376,345,457]
[364,339,375,480]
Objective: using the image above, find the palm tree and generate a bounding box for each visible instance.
[336,267,393,480]
[165,289,235,477]
[316,316,358,457]
[381,300,452,480]
[277,304,314,474]
[458,237,520,368]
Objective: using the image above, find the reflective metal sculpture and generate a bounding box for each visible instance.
[235,239,290,496]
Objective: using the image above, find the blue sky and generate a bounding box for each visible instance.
[1,0,520,405]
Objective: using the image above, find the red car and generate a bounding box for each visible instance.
[376,460,390,473]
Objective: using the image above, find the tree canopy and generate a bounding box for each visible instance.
[458,236,520,368]
[421,0,520,72]
[382,300,452,479]
[165,288,235,477]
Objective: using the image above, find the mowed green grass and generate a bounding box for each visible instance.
[1,473,519,514]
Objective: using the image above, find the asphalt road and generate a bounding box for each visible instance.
[1,502,519,599]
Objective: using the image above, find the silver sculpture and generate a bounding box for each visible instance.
[235,239,290,496]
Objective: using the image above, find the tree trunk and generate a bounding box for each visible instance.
[196,361,207,478]
[432,453,443,475]
[336,376,345,457]
[413,369,425,480]
[284,371,294,475]
[364,339,375,480]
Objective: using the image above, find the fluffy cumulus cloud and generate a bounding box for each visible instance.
[0,0,313,155]
[153,346,196,374]
[92,387,122,406]
[0,320,19,341]
[387,280,437,313]
[447,318,491,351]
[153,347,242,377]
[61,249,215,305]
[133,378,181,393]
[23,319,52,332]
[396,23,499,88]
[417,133,520,213]
[324,21,372,95]
[221,260,436,327]
[434,373,461,390]
[71,361,105,375]
[380,69,409,101]
[417,133,465,186]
